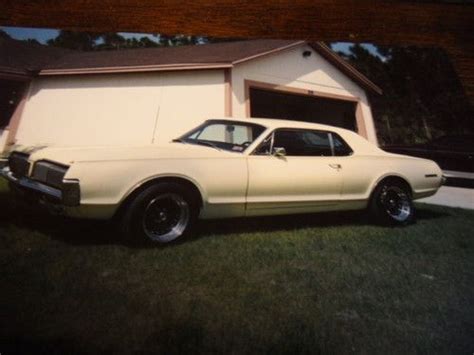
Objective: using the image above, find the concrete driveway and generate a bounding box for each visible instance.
[419,186,474,209]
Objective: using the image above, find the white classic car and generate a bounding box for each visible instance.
[1,118,444,243]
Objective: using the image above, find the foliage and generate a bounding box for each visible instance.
[337,44,474,145]
[0,29,12,40]
[46,30,214,51]
[46,31,102,51]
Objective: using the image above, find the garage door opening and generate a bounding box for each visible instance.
[0,79,27,129]
[249,87,358,132]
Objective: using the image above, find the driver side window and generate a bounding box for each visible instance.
[273,129,332,156]
[253,128,353,157]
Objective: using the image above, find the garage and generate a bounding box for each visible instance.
[1,38,381,150]
[249,87,358,132]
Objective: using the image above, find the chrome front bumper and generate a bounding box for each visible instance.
[0,166,80,206]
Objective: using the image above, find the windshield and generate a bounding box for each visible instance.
[175,120,267,152]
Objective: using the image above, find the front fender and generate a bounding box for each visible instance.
[65,156,248,218]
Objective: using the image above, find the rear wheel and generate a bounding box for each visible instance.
[119,182,199,244]
[369,180,415,225]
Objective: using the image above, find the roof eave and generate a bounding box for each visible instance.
[38,63,233,76]
[310,42,383,95]
[0,66,33,81]
[231,41,306,65]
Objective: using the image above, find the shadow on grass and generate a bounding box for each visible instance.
[0,188,453,247]
[194,204,451,240]
[1,337,88,355]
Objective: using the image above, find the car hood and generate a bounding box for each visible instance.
[20,143,236,166]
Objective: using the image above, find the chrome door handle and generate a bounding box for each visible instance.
[329,164,342,169]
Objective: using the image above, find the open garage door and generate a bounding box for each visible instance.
[249,87,358,132]
[0,78,27,151]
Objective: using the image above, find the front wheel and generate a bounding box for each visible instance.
[119,182,198,244]
[369,181,415,226]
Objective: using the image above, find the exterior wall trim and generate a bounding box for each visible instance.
[5,81,32,148]
[39,63,232,76]
[224,68,233,117]
[0,71,31,81]
[354,102,368,139]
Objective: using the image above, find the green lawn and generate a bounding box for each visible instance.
[1,179,473,354]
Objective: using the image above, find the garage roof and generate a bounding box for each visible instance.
[41,39,302,72]
[0,37,382,94]
[0,36,71,78]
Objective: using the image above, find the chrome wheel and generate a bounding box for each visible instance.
[379,185,412,222]
[142,193,190,242]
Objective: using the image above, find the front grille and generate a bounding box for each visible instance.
[32,161,68,189]
[8,153,31,178]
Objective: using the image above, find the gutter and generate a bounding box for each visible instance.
[39,63,233,76]
[0,66,33,81]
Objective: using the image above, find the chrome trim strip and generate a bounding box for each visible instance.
[1,166,62,199]
[328,133,335,156]
[443,170,474,180]
[270,131,275,153]
[0,166,16,182]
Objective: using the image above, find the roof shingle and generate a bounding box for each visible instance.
[44,39,300,70]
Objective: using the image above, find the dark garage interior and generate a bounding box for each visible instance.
[0,79,26,129]
[249,87,358,131]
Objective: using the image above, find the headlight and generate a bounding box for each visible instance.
[32,161,68,188]
[8,152,31,178]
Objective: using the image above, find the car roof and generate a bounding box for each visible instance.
[208,117,353,134]
[206,117,384,155]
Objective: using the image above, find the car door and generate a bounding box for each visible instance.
[246,128,343,216]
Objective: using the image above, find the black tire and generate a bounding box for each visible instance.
[119,182,199,245]
[369,179,415,226]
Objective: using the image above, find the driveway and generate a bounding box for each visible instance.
[419,186,474,209]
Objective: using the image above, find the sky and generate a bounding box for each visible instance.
[0,26,159,43]
[0,26,383,58]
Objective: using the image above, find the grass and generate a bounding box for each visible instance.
[0,179,473,354]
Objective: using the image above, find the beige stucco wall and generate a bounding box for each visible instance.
[231,44,378,143]
[0,128,8,152]
[15,70,226,147]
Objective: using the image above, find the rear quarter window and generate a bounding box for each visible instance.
[331,133,353,156]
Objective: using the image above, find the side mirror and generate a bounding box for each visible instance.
[272,147,286,157]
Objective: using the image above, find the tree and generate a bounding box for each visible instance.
[47,30,101,51]
[45,31,229,51]
[96,32,127,50]
[158,34,202,46]
[339,43,473,145]
[137,36,160,48]
[0,29,12,40]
